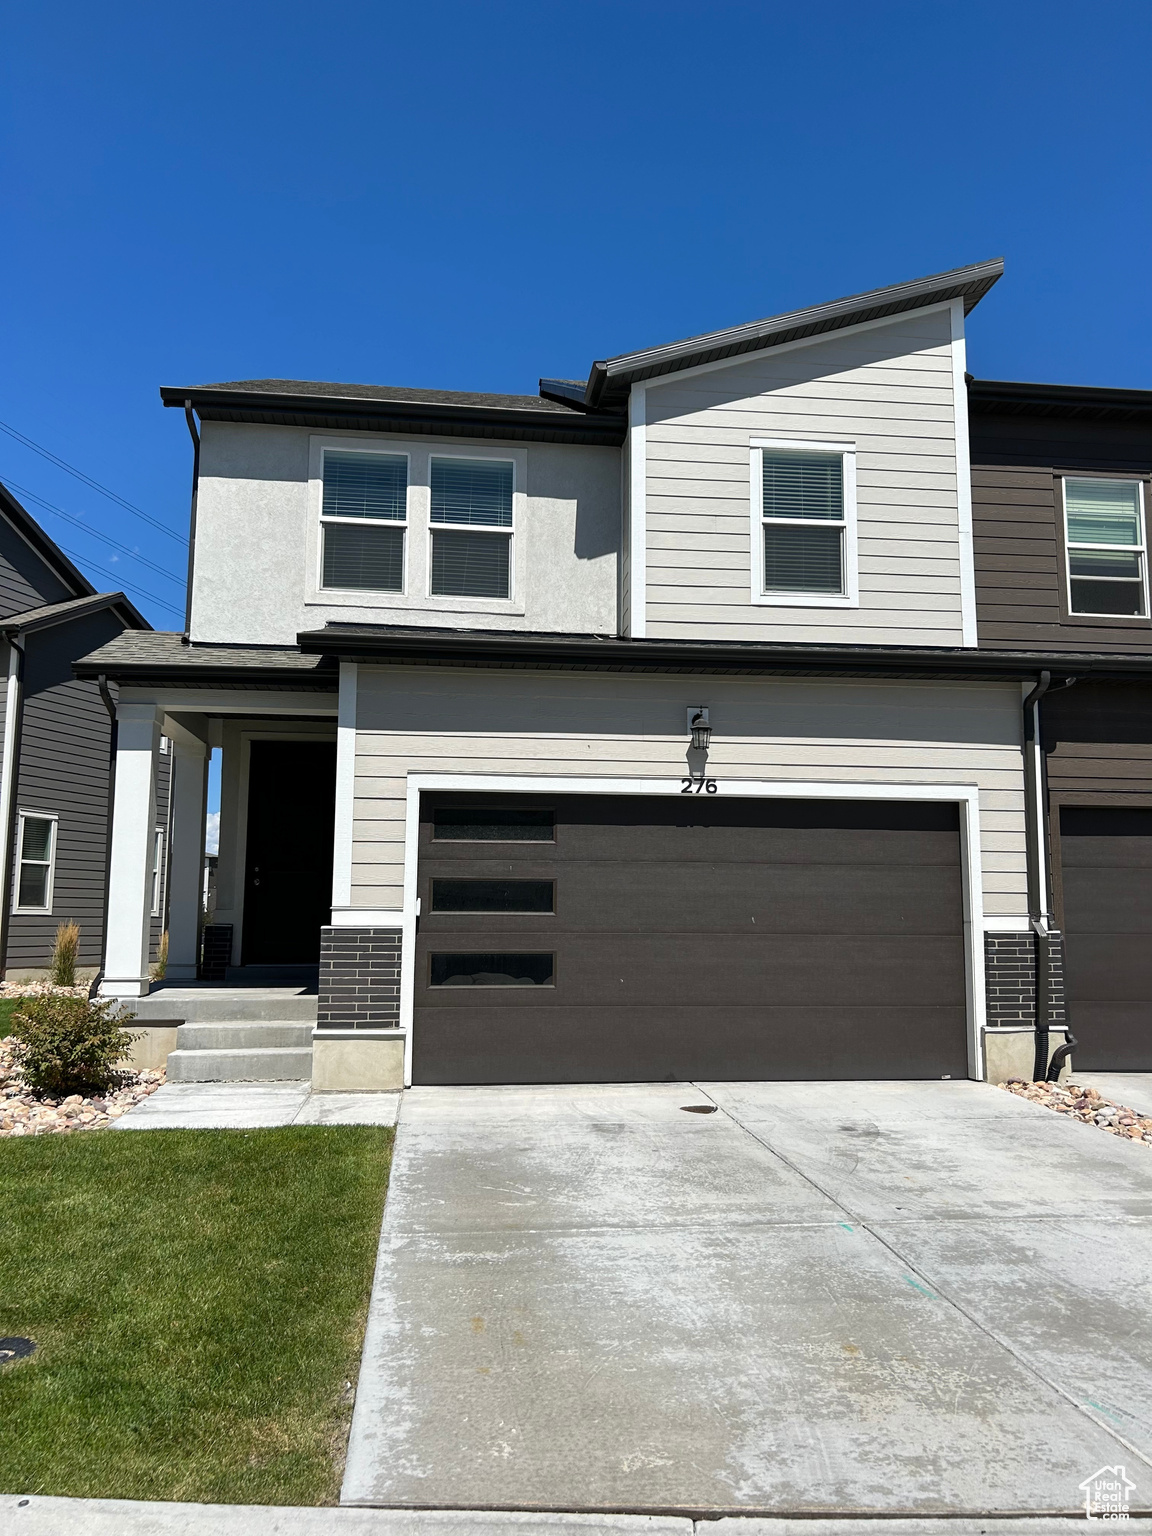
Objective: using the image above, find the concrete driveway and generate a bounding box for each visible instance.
[342,1081,1152,1517]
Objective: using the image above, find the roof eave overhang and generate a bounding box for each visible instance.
[1,592,149,636]
[968,377,1152,422]
[294,627,1152,683]
[584,258,1004,408]
[161,388,626,447]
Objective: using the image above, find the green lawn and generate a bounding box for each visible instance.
[0,997,27,1037]
[0,1124,393,1504]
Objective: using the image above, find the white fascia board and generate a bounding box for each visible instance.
[628,385,646,638]
[950,299,978,647]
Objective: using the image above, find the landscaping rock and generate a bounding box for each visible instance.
[0,1037,163,1137]
[999,1077,1152,1145]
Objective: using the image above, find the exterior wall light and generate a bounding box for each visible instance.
[687,707,711,752]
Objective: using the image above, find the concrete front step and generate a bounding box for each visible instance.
[176,1022,315,1051]
[131,990,318,1025]
[166,1046,315,1083]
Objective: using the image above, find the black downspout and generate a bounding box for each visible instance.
[1022,671,1051,1079]
[183,401,200,640]
[89,673,118,1000]
[0,633,26,978]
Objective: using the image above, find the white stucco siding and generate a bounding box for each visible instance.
[642,307,965,643]
[190,423,621,645]
[350,666,1026,918]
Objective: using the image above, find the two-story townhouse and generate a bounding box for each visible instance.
[970,380,1152,1075]
[76,258,1151,1090]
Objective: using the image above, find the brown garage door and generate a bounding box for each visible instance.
[412,793,968,1085]
[1060,806,1152,1072]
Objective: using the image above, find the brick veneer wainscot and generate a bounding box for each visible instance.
[317,926,402,1030]
[984,930,1066,1029]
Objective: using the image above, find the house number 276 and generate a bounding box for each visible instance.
[681,775,718,793]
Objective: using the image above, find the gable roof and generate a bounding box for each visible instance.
[583,258,1004,408]
[0,481,149,631]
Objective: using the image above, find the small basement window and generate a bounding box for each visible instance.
[430,953,555,987]
[429,457,513,598]
[431,879,554,913]
[15,813,57,913]
[321,450,407,593]
[432,807,554,841]
[1064,478,1149,618]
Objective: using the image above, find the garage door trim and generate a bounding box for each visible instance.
[398,774,987,1086]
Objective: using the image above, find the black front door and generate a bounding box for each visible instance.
[242,740,337,965]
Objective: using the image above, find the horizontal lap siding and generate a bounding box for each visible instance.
[350,666,1026,917]
[642,311,964,644]
[1043,682,1152,797]
[970,407,1152,651]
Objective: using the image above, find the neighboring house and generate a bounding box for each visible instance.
[969,381,1152,1072]
[75,259,1152,1090]
[0,482,167,977]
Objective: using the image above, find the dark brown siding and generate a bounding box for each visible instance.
[413,793,968,1085]
[970,408,1152,653]
[1042,681,1152,801]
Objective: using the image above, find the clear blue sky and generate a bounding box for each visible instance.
[2,0,1150,632]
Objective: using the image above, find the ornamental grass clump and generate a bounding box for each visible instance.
[10,994,137,1098]
[50,922,81,987]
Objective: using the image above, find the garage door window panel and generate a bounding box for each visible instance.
[431,879,554,913]
[430,953,555,987]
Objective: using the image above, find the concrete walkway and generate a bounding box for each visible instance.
[344,1080,1152,1516]
[10,1496,1150,1535]
[1072,1072,1152,1120]
[8,1497,1151,1536]
[114,1081,400,1130]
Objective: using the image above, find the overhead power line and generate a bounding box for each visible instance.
[3,476,185,586]
[0,417,189,547]
[54,542,185,619]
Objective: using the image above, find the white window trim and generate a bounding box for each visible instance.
[14,810,58,915]
[748,437,859,608]
[1061,476,1151,622]
[317,444,411,599]
[150,826,166,918]
[306,435,526,615]
[397,773,987,1089]
[427,449,517,605]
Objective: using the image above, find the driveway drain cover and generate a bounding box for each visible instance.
[681,1104,717,1114]
[0,1337,36,1363]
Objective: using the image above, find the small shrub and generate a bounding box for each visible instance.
[10,994,138,1098]
[151,928,169,981]
[50,921,81,987]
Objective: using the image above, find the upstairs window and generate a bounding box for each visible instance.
[753,442,855,605]
[430,457,514,599]
[16,812,57,913]
[1064,478,1148,618]
[321,450,407,593]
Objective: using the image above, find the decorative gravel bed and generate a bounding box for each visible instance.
[1001,1077,1152,1144]
[0,1038,163,1137]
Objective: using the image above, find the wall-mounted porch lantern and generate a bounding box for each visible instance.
[687,707,711,753]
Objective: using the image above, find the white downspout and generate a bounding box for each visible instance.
[0,633,25,975]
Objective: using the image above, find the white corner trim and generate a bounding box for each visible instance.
[748,438,859,609]
[628,385,647,638]
[397,772,988,1087]
[331,662,357,908]
[950,298,978,647]
[328,908,404,928]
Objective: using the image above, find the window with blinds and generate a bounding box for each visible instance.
[1064,478,1148,618]
[760,449,847,596]
[16,813,56,912]
[321,450,407,592]
[430,457,513,598]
